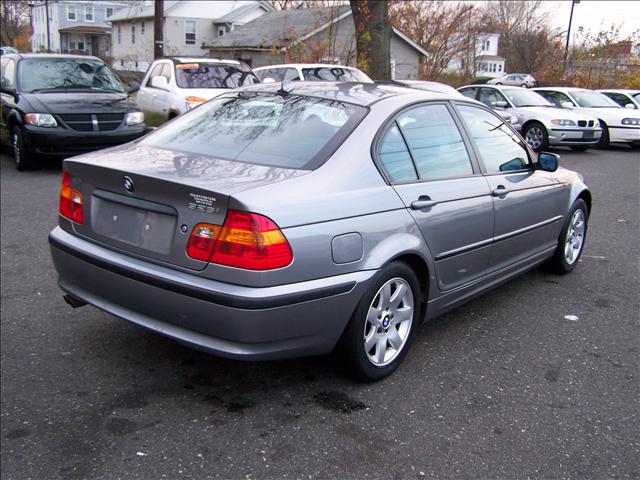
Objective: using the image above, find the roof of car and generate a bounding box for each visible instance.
[6,52,102,62]
[459,84,526,90]
[236,81,458,107]
[253,63,359,71]
[164,56,243,65]
[533,86,589,92]
[598,88,640,94]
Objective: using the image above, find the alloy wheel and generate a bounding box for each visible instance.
[363,277,414,367]
[525,125,544,150]
[564,209,585,265]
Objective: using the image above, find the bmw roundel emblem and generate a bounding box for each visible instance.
[123,176,134,193]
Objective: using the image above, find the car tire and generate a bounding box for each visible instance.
[338,261,420,382]
[495,82,502,85]
[521,83,528,88]
[548,198,588,274]
[524,122,549,152]
[12,126,37,171]
[570,145,590,152]
[596,120,609,148]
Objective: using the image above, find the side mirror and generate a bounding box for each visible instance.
[624,103,636,109]
[150,76,169,90]
[560,101,574,109]
[127,80,140,94]
[262,77,276,84]
[495,100,508,109]
[537,152,559,172]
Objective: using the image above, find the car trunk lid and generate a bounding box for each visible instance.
[64,143,307,271]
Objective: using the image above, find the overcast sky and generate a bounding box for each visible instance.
[547,0,640,40]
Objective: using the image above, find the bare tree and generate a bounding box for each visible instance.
[389,0,475,80]
[0,0,31,47]
[350,0,391,80]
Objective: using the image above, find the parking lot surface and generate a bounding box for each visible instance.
[1,147,638,480]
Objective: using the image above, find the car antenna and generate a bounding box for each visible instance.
[277,80,294,96]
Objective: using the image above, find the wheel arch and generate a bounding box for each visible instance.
[577,189,592,216]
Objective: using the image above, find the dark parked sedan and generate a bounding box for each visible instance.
[0,53,146,170]
[49,82,591,380]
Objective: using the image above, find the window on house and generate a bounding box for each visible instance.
[185,19,197,45]
[117,24,121,44]
[78,38,85,50]
[67,4,76,20]
[485,40,490,51]
[106,7,113,18]
[218,27,225,37]
[85,5,93,21]
[141,21,145,35]
[131,25,136,44]
[498,64,502,72]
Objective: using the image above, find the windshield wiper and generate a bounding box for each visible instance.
[31,85,122,93]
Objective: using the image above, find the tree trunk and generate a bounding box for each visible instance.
[350,0,391,80]
[154,0,164,59]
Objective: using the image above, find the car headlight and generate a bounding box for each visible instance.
[550,119,576,126]
[621,118,640,126]
[185,95,207,111]
[125,112,144,125]
[24,113,57,128]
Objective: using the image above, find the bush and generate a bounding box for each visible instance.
[115,70,145,86]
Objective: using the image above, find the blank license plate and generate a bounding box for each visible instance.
[91,197,176,254]
[583,131,594,138]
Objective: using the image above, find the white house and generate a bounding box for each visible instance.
[107,0,273,72]
[30,0,128,56]
[447,32,506,78]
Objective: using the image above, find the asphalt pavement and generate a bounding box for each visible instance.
[1,147,638,480]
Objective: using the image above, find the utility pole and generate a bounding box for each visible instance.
[154,0,164,59]
[563,0,579,73]
[44,0,50,51]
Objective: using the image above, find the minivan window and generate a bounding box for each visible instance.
[302,67,370,82]
[142,93,366,169]
[457,104,528,174]
[17,58,125,93]
[396,104,473,181]
[175,62,258,89]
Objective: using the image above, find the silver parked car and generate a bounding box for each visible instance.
[459,85,601,151]
[488,73,536,88]
[50,82,591,380]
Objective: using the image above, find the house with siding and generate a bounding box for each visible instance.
[30,0,128,56]
[447,32,506,78]
[205,5,428,79]
[107,0,273,72]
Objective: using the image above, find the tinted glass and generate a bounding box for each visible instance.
[18,58,124,93]
[479,88,508,108]
[378,124,417,183]
[633,93,640,102]
[302,67,370,82]
[502,88,551,107]
[603,92,633,108]
[142,93,365,169]
[571,90,619,108]
[397,104,473,181]
[459,87,478,99]
[457,104,528,174]
[537,90,573,107]
[175,62,258,89]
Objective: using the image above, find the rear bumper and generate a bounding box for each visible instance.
[549,127,602,146]
[608,126,640,144]
[49,227,375,360]
[23,124,146,157]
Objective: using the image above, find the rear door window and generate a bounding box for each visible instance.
[378,124,418,183]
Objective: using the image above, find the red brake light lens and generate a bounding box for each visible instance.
[59,171,83,223]
[185,210,293,270]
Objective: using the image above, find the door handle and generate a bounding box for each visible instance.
[411,197,438,210]
[492,186,509,197]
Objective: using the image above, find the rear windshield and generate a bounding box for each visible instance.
[302,67,371,82]
[18,58,124,93]
[175,62,258,89]
[142,93,366,169]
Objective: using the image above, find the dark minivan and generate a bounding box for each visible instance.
[0,54,146,170]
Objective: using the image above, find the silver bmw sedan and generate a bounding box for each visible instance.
[50,82,591,381]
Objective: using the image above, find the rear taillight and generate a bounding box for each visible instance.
[59,171,83,223]
[186,210,292,270]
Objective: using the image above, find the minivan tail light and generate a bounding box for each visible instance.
[59,171,83,223]
[185,210,293,270]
